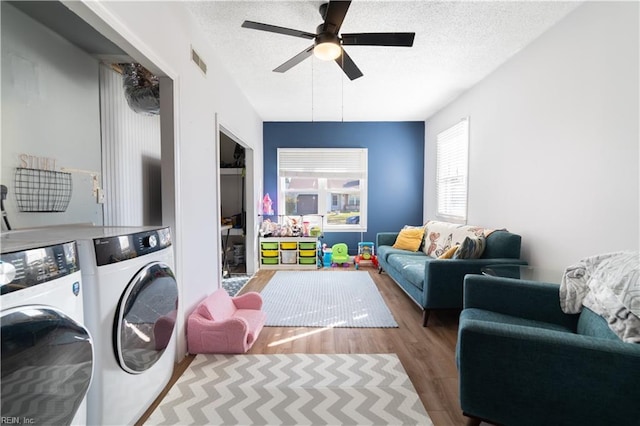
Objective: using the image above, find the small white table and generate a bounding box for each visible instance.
[481,264,562,282]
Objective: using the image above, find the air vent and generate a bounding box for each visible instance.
[191,47,207,75]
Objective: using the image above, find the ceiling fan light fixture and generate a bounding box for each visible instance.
[314,33,341,61]
[314,42,341,61]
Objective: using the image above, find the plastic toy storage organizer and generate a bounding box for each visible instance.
[259,237,318,270]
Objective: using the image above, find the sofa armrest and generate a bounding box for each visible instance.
[232,291,263,310]
[376,232,399,247]
[429,258,527,270]
[422,258,528,309]
[458,319,640,425]
[463,274,576,327]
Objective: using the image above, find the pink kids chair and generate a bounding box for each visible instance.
[187,289,266,354]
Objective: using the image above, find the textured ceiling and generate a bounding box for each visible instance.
[185,1,580,122]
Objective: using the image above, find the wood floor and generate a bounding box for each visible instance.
[138,267,468,426]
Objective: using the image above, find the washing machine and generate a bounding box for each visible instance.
[72,226,179,426]
[3,225,179,425]
[0,236,94,426]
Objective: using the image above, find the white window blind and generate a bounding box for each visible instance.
[278,148,367,179]
[436,119,469,222]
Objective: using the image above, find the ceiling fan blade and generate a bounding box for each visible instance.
[341,32,416,47]
[273,45,315,73]
[322,0,352,34]
[335,48,363,81]
[242,20,315,39]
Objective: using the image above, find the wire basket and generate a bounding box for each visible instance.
[14,168,73,212]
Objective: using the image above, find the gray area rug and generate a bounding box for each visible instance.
[145,353,433,426]
[221,274,251,296]
[261,271,398,328]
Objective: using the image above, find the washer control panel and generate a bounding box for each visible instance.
[93,227,172,266]
[0,241,79,295]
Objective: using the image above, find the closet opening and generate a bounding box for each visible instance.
[219,130,248,279]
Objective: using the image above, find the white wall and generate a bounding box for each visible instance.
[1,3,103,228]
[67,1,263,360]
[425,2,639,277]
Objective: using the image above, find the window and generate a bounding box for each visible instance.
[436,118,469,222]
[278,148,367,232]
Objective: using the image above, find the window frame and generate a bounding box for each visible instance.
[435,118,469,223]
[277,148,367,232]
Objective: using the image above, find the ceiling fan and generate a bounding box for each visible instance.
[241,0,415,80]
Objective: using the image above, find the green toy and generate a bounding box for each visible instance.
[331,243,350,267]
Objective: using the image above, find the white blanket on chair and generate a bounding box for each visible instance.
[560,251,640,343]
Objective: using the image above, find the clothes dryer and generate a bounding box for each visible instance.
[0,237,93,426]
[73,226,178,426]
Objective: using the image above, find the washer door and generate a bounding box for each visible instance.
[1,305,93,425]
[114,261,179,374]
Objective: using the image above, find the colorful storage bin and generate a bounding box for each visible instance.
[299,257,316,265]
[280,242,297,250]
[261,250,278,257]
[261,241,278,250]
[281,251,297,264]
[299,250,316,257]
[261,258,278,265]
[298,242,317,250]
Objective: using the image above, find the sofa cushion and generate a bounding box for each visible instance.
[392,226,425,252]
[378,245,426,263]
[387,254,427,290]
[577,307,621,341]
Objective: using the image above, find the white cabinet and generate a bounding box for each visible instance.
[259,237,318,270]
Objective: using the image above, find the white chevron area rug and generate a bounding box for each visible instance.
[261,271,398,328]
[145,353,433,426]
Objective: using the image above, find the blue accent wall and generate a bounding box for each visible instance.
[263,121,425,255]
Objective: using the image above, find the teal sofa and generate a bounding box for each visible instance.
[457,274,640,426]
[376,229,524,326]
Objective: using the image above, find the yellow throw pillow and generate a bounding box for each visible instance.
[392,227,425,252]
[438,245,459,259]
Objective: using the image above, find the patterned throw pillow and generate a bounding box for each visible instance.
[423,229,442,257]
[392,227,425,252]
[453,236,486,259]
[422,220,486,258]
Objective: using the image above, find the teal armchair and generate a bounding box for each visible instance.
[456,274,640,426]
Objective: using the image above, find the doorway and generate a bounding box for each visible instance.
[219,128,251,281]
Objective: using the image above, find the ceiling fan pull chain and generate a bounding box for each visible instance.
[341,54,344,122]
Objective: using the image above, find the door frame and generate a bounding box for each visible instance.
[215,115,257,279]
